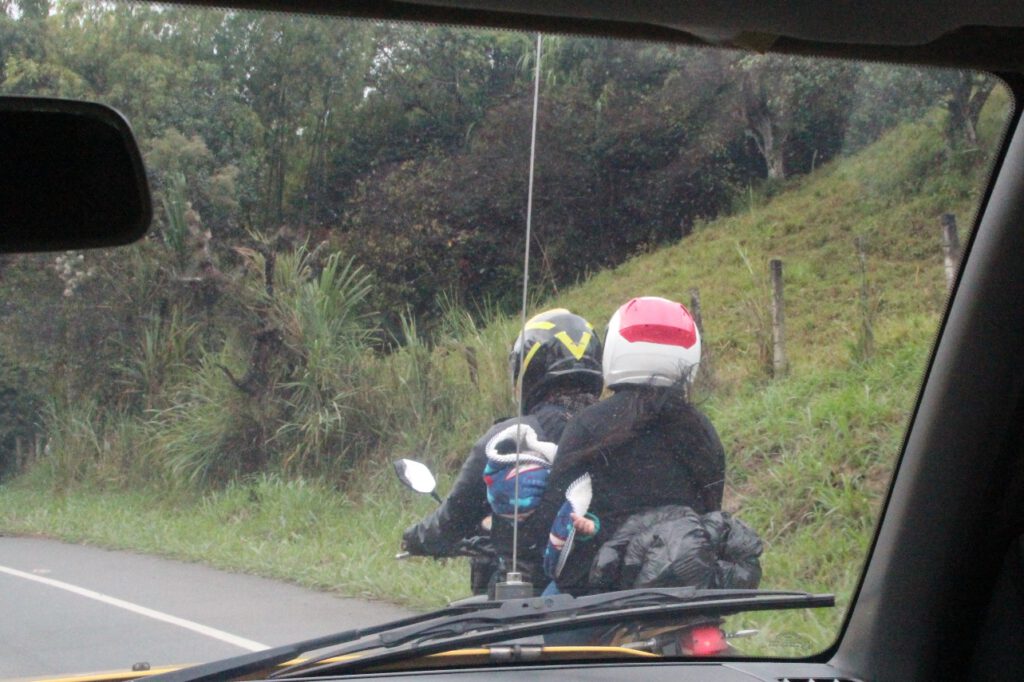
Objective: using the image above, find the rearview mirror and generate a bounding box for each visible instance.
[0,97,151,252]
[394,459,442,503]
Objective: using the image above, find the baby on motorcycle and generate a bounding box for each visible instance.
[401,308,604,594]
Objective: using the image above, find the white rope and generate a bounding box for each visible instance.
[510,32,543,578]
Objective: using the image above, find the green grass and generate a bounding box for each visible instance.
[0,472,465,610]
[0,89,1013,657]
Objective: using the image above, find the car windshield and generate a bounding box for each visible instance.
[0,2,1013,678]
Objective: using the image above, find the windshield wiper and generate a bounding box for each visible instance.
[145,601,499,682]
[150,588,831,682]
[269,588,833,678]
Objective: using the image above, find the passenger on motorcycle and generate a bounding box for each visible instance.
[401,308,604,593]
[537,296,728,595]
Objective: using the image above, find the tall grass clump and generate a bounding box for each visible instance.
[116,306,200,411]
[142,243,387,487]
[37,399,151,491]
[149,345,271,488]
[269,248,382,478]
[134,239,518,490]
[349,297,520,495]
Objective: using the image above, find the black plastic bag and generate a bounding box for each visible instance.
[703,511,763,589]
[589,505,763,591]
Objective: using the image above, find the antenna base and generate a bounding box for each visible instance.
[494,572,534,600]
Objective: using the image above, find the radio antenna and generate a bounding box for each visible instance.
[495,32,542,600]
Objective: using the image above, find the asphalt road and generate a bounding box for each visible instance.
[0,536,414,680]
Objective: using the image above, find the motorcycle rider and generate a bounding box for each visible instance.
[401,308,604,592]
[538,296,728,595]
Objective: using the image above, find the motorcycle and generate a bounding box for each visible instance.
[394,458,755,656]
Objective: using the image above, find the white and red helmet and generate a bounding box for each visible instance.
[603,296,701,389]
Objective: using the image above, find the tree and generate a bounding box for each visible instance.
[734,55,858,180]
[943,71,995,148]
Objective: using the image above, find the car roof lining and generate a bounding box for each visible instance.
[392,0,1024,47]
[159,1,1024,70]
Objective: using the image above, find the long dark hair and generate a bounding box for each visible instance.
[560,377,699,464]
[612,377,693,434]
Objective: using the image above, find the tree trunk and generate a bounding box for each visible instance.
[743,79,787,180]
[946,73,993,148]
[965,77,995,146]
[750,114,786,180]
[219,246,285,398]
[765,144,786,180]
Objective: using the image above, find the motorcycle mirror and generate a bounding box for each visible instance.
[394,459,442,502]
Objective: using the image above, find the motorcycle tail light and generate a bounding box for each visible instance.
[688,625,728,656]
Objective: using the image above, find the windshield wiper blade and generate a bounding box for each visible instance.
[273,588,834,679]
[378,587,806,648]
[146,601,500,682]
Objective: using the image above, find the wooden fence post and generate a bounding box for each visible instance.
[463,345,479,388]
[769,258,788,378]
[688,287,704,337]
[688,287,713,393]
[941,213,961,290]
[856,236,875,360]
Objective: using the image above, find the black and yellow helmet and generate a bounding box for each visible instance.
[509,308,604,412]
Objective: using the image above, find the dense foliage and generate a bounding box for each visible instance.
[0,1,999,483]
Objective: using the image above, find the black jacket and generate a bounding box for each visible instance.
[401,400,576,586]
[533,387,727,594]
[589,505,763,591]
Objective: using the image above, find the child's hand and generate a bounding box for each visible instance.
[571,512,596,536]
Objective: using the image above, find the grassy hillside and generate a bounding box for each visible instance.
[0,92,1010,656]
[537,100,1007,648]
